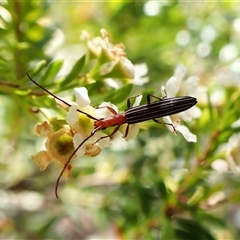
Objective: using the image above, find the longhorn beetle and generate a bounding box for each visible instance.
[27,72,197,198]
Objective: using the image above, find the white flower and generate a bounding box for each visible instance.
[166,64,207,105]
[99,61,117,75]
[72,133,86,157]
[66,87,109,157]
[123,123,140,141]
[104,63,147,89]
[132,94,143,107]
[217,65,240,88]
[175,124,197,143]
[162,116,177,135]
[82,29,134,79]
[32,122,75,178]
[132,63,149,86]
[211,159,228,173]
[119,57,134,79]
[66,105,78,126]
[94,102,118,118]
[163,64,202,142]
[99,57,134,79]
[74,87,91,108]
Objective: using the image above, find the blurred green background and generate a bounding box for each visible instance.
[1,1,240,239]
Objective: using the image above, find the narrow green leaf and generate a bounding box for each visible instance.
[0,28,8,38]
[14,89,32,96]
[197,213,226,228]
[31,60,47,76]
[61,55,86,87]
[161,218,175,240]
[31,95,57,109]
[104,84,133,105]
[175,218,215,240]
[39,59,64,84]
[175,229,196,240]
[156,180,168,200]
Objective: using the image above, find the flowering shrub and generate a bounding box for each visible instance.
[4,1,240,238]
[30,30,198,185]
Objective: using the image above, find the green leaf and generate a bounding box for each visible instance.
[161,218,175,240]
[104,84,133,106]
[0,28,8,38]
[156,180,168,200]
[197,212,226,228]
[60,55,86,87]
[14,89,32,96]
[31,95,57,109]
[31,60,47,76]
[174,218,215,240]
[175,228,196,240]
[39,59,64,84]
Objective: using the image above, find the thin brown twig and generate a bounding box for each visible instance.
[0,80,20,88]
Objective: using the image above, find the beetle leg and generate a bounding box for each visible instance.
[147,94,166,104]
[123,124,130,138]
[93,125,120,144]
[96,105,118,115]
[126,94,142,109]
[152,118,177,134]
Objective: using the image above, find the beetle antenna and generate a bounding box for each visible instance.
[55,127,101,199]
[26,72,98,121]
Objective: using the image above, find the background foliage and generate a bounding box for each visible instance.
[1,1,240,239]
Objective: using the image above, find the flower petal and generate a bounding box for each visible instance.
[161,85,167,98]
[85,144,101,157]
[211,159,228,173]
[132,95,142,107]
[173,64,187,80]
[133,63,149,85]
[74,87,91,108]
[93,131,111,148]
[227,155,240,175]
[35,121,53,137]
[176,125,197,142]
[124,124,140,141]
[231,118,240,128]
[178,106,201,122]
[120,58,134,79]
[66,105,78,125]
[165,76,181,97]
[162,116,177,134]
[99,61,116,75]
[31,150,52,171]
[134,63,148,77]
[182,76,199,94]
[73,133,86,157]
[95,102,118,118]
[104,78,121,89]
